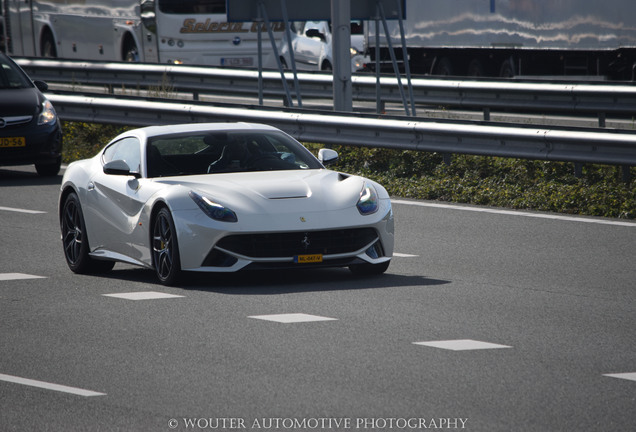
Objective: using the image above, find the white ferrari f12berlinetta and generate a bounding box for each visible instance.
[59,122,394,285]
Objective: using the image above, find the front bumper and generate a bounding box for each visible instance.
[0,120,62,167]
[174,200,394,272]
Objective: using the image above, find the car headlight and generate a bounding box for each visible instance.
[189,191,238,223]
[38,100,57,126]
[357,182,379,215]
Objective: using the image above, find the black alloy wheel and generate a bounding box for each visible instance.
[61,192,114,273]
[152,207,182,285]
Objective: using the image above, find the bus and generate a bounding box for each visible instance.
[1,0,284,67]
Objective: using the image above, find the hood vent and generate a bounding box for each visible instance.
[269,195,308,200]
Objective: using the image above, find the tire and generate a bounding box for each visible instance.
[41,32,57,58]
[35,159,61,177]
[61,193,115,274]
[321,61,332,71]
[123,39,139,62]
[349,260,390,276]
[152,207,182,285]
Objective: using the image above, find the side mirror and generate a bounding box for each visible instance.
[103,160,138,177]
[318,148,338,166]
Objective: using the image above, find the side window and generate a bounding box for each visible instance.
[102,137,141,173]
[292,21,306,36]
[0,63,29,88]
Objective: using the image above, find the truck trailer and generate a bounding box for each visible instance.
[367,0,636,80]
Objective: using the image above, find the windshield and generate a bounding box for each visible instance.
[147,130,323,178]
[158,0,225,14]
[0,56,32,89]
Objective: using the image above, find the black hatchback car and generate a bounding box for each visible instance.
[0,53,62,176]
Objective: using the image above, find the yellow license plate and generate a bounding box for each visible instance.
[0,137,26,148]
[294,254,323,264]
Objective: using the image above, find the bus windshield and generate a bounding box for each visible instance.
[158,0,226,14]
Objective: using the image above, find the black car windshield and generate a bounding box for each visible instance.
[146,130,323,178]
[0,56,32,89]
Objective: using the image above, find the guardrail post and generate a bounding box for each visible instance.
[483,108,491,121]
[598,112,606,128]
[574,163,583,178]
[622,166,632,183]
[378,99,385,114]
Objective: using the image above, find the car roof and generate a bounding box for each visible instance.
[135,122,280,140]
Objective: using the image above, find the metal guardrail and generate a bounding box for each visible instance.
[16,57,636,123]
[47,93,636,170]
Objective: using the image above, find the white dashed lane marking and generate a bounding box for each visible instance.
[102,291,185,301]
[413,339,512,351]
[0,373,106,397]
[0,206,46,214]
[0,273,47,281]
[603,372,636,382]
[249,313,338,323]
[394,253,418,257]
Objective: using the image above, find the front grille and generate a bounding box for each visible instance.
[215,228,378,258]
[0,115,33,128]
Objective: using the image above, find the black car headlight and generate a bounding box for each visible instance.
[357,182,379,215]
[189,191,238,223]
[38,100,57,126]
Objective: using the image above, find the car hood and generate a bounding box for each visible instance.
[0,87,42,117]
[158,169,366,214]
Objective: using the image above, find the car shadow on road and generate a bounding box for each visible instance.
[196,271,451,295]
[97,265,449,294]
[109,266,449,293]
[0,167,63,186]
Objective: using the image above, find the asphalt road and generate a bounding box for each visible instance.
[1,165,635,432]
